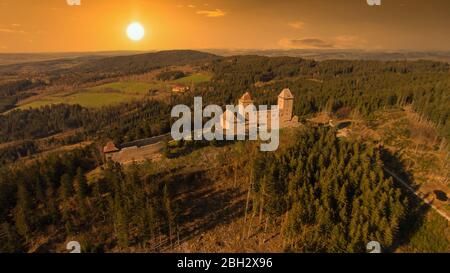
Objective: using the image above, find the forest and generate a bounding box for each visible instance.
[1,53,449,164]
[0,127,426,252]
[2,54,449,144]
[0,145,179,252]
[251,128,406,252]
[0,51,448,252]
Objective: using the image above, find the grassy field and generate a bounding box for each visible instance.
[89,81,162,95]
[17,82,155,109]
[15,73,211,110]
[173,73,212,84]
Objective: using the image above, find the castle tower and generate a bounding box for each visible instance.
[278,88,294,122]
[239,92,253,108]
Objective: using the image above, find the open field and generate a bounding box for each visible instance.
[172,72,212,84]
[17,85,148,109]
[15,72,211,110]
[89,81,163,94]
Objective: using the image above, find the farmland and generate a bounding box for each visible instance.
[17,82,155,109]
[15,73,211,110]
[172,73,212,84]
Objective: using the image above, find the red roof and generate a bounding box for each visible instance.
[103,141,119,153]
[240,92,252,101]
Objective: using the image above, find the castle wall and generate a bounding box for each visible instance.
[110,142,164,164]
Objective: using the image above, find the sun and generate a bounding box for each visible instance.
[126,22,145,41]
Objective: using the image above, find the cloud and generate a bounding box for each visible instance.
[196,9,226,17]
[188,4,196,8]
[0,28,26,34]
[279,38,334,49]
[0,28,15,33]
[333,35,369,49]
[279,35,369,49]
[288,21,305,29]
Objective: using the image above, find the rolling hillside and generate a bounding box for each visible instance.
[0,50,219,113]
[0,52,448,253]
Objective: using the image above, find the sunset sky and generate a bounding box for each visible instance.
[0,0,449,53]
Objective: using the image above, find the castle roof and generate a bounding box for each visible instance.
[278,88,294,99]
[240,92,253,101]
[103,141,119,154]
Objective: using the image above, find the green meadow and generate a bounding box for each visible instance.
[16,73,211,110]
[17,81,156,110]
[173,73,212,84]
[90,82,155,94]
[18,92,140,109]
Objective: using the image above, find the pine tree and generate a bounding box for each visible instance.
[74,168,88,200]
[115,192,129,248]
[59,173,73,200]
[14,181,31,240]
[163,183,175,243]
[74,168,89,222]
[0,222,22,252]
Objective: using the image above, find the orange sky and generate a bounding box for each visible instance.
[0,0,449,52]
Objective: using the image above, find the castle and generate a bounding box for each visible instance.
[103,88,299,162]
[220,88,299,131]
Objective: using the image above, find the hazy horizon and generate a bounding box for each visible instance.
[1,0,450,53]
[2,48,450,55]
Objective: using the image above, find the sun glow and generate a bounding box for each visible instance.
[126,22,145,41]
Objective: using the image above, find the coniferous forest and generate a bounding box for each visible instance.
[252,128,406,252]
[0,51,449,253]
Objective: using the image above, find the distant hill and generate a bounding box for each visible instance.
[70,50,219,75]
[0,51,148,66]
[0,50,220,85]
[204,49,450,63]
[0,55,106,76]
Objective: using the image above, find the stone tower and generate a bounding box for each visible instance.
[278,88,294,122]
[239,92,253,108]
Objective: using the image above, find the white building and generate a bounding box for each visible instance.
[220,88,299,132]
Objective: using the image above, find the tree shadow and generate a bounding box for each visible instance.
[155,168,246,251]
[164,139,237,159]
[380,147,430,252]
[380,147,419,191]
